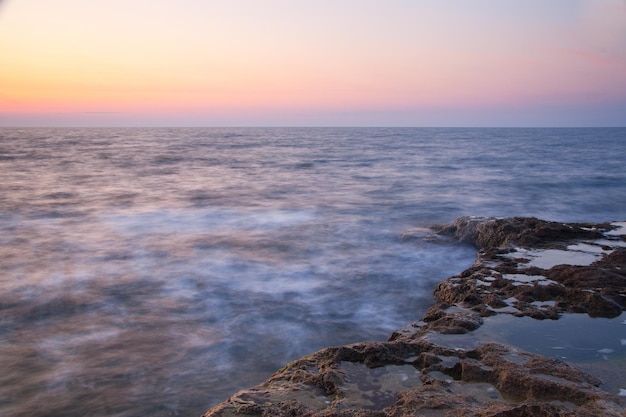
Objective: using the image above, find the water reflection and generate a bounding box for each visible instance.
[428,313,626,395]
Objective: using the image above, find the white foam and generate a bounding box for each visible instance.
[606,222,626,236]
[492,306,521,313]
[591,239,626,248]
[531,300,556,308]
[37,328,122,361]
[489,297,521,313]
[566,243,609,253]
[103,208,317,235]
[507,249,601,269]
[501,274,557,286]
[619,388,626,397]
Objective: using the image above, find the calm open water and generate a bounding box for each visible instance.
[1,127,625,416]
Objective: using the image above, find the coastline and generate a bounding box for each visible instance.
[203,217,626,417]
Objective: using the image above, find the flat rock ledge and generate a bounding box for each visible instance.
[203,217,626,417]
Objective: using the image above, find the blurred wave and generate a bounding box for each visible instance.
[0,127,625,416]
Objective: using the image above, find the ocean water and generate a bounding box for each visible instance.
[0,127,625,417]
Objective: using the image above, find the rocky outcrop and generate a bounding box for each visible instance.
[421,217,626,323]
[430,216,608,248]
[202,217,626,417]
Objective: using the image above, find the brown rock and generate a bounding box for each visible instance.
[202,218,626,417]
[202,341,624,417]
[433,217,606,249]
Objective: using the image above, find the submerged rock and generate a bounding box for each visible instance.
[202,217,626,417]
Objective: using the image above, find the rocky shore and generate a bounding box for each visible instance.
[202,217,626,417]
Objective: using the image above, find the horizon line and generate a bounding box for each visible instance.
[1,125,625,129]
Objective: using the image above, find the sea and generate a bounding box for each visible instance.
[0,127,625,417]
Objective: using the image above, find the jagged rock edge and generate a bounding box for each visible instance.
[203,217,626,417]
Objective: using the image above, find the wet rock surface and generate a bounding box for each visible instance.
[202,217,626,417]
[426,217,626,322]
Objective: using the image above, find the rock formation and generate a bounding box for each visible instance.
[202,217,626,417]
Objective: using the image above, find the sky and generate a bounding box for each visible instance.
[1,0,625,127]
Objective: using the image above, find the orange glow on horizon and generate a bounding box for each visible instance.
[1,0,625,126]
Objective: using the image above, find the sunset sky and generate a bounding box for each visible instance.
[1,0,625,127]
